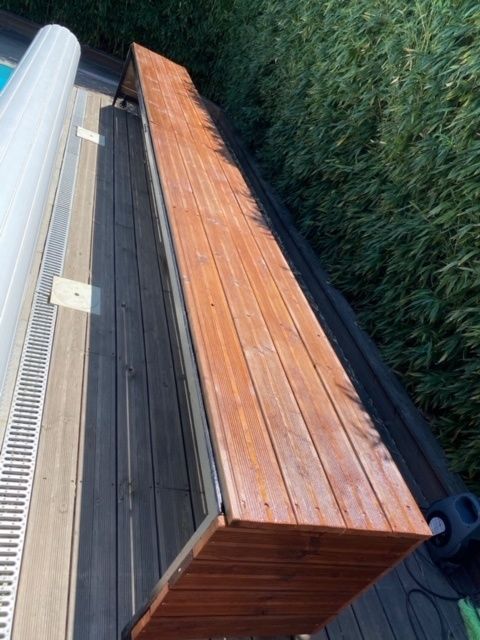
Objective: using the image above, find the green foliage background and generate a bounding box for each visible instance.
[5,0,480,487]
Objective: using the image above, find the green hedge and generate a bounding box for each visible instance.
[212,1,480,488]
[2,0,227,82]
[5,1,480,487]
[214,0,480,487]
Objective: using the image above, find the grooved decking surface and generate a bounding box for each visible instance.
[133,43,430,539]
[118,43,435,640]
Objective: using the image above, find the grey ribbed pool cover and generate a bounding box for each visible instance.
[0,24,80,396]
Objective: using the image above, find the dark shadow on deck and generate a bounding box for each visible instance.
[72,106,206,639]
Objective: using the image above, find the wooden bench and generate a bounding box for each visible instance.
[116,44,431,640]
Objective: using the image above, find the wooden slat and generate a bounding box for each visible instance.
[158,51,429,538]
[396,550,468,639]
[69,96,117,639]
[134,614,321,640]
[203,531,413,560]
[373,570,418,640]
[160,599,334,618]
[182,558,397,577]
[209,526,415,549]
[67,97,200,638]
[149,65,363,531]
[127,113,190,493]
[173,574,373,594]
[167,589,358,607]
[189,543,410,568]
[126,111,197,571]
[149,183,210,527]
[322,606,364,640]
[114,107,160,632]
[350,587,396,640]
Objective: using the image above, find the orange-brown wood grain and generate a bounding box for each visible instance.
[133,616,321,640]
[123,42,431,640]
[128,520,423,639]
[132,42,429,538]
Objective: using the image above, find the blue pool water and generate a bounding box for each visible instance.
[0,63,13,91]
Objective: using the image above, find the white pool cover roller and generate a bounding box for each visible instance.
[0,25,80,396]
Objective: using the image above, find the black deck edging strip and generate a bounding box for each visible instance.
[203,97,466,507]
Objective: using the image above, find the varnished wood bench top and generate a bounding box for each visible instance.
[131,43,430,539]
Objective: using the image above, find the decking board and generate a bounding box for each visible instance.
[114,108,160,631]
[70,94,117,640]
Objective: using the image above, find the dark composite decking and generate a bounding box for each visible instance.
[13,91,203,639]
[73,101,204,635]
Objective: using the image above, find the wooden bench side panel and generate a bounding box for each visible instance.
[129,521,423,640]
